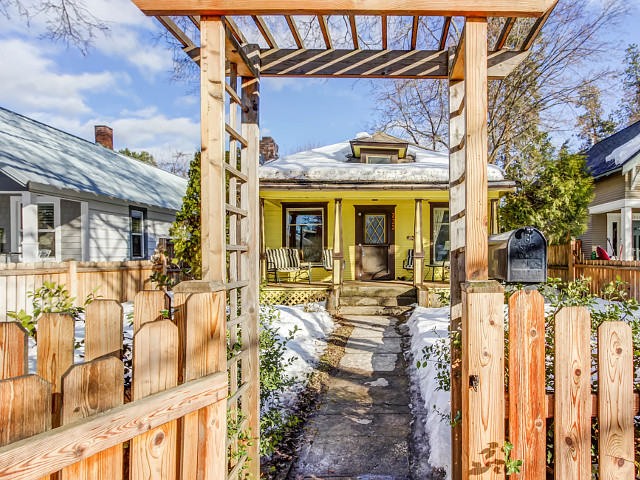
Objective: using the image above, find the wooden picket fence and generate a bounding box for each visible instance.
[0,285,256,480]
[547,240,640,300]
[0,260,159,321]
[505,290,639,478]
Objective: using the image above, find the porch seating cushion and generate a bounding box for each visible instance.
[403,249,414,270]
[323,249,333,271]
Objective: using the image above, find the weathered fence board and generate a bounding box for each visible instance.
[0,375,52,480]
[37,313,75,428]
[131,320,179,480]
[598,322,635,480]
[462,281,505,479]
[60,358,124,480]
[84,300,123,361]
[554,306,592,479]
[0,322,28,379]
[0,260,158,321]
[508,290,546,480]
[133,290,171,334]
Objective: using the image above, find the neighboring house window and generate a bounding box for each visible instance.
[432,207,450,262]
[285,208,324,262]
[11,197,59,259]
[130,208,146,259]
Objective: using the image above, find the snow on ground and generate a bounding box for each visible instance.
[259,134,506,184]
[266,301,335,406]
[405,306,452,479]
[26,298,335,405]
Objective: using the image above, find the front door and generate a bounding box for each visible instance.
[355,205,395,280]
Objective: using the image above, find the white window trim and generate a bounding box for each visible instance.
[130,209,146,260]
[10,195,62,261]
[285,207,325,259]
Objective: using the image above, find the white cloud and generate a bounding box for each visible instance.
[0,38,126,116]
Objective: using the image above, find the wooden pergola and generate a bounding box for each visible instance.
[130,1,556,479]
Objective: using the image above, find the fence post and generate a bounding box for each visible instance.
[508,290,546,480]
[67,260,78,306]
[568,240,576,282]
[461,280,505,479]
[173,280,227,480]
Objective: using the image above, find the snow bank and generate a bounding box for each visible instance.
[267,302,335,405]
[405,306,452,479]
[260,136,506,184]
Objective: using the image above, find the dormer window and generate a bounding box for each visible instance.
[366,155,392,164]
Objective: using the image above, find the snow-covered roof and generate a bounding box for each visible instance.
[584,119,640,178]
[259,133,507,184]
[0,107,187,210]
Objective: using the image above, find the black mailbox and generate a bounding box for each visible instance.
[488,227,547,283]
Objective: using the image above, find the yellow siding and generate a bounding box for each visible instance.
[261,189,501,282]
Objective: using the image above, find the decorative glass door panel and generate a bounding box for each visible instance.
[364,214,386,244]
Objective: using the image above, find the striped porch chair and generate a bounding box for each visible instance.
[403,249,414,272]
[322,249,333,271]
[266,247,303,283]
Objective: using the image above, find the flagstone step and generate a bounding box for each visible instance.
[339,296,415,307]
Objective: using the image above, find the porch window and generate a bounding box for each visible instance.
[285,208,324,263]
[432,207,450,262]
[130,209,146,259]
[16,202,56,257]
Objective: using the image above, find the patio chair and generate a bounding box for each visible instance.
[403,249,414,279]
[322,248,345,272]
[266,247,306,283]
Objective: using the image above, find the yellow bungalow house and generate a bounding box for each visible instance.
[259,132,514,308]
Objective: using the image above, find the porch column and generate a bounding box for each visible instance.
[21,192,38,263]
[413,199,424,289]
[621,206,633,260]
[332,198,343,287]
[260,198,267,281]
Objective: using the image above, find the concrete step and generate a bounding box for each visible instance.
[340,284,416,298]
[338,305,414,316]
[340,296,415,307]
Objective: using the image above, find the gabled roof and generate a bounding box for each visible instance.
[259,132,508,184]
[0,107,187,210]
[584,120,640,178]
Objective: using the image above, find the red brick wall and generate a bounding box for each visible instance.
[260,137,278,162]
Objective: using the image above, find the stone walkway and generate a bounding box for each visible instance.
[289,314,411,480]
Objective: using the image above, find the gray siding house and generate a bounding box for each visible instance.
[0,107,187,263]
[581,121,640,260]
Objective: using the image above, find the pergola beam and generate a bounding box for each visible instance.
[381,15,387,49]
[521,3,556,50]
[132,0,557,17]
[495,17,515,50]
[285,15,304,48]
[410,16,419,49]
[318,15,333,49]
[349,15,359,49]
[439,16,451,50]
[252,15,278,49]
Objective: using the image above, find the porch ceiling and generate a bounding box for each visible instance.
[131,1,556,80]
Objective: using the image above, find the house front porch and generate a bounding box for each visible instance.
[262,280,450,309]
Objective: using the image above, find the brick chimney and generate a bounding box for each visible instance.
[95,125,113,150]
[260,137,279,163]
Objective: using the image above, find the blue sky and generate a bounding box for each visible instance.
[0,0,639,163]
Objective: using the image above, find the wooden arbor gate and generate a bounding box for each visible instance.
[0,1,560,480]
